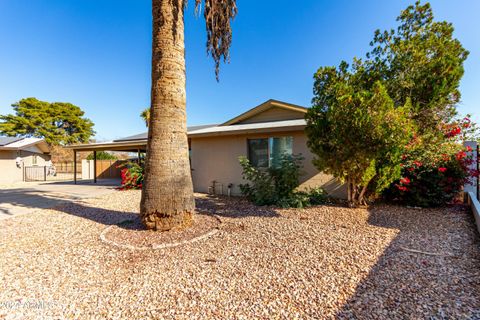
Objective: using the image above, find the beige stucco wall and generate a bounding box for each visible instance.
[0,150,23,184]
[237,108,305,124]
[0,148,50,184]
[190,130,346,198]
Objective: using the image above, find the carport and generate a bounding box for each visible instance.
[68,135,147,184]
[67,125,212,184]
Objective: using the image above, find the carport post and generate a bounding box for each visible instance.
[137,149,141,164]
[73,150,77,184]
[93,150,97,184]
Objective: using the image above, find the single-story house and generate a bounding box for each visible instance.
[70,99,346,198]
[0,137,51,183]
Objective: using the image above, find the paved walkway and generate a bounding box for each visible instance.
[0,179,120,220]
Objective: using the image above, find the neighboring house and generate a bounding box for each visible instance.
[70,99,346,197]
[0,137,51,184]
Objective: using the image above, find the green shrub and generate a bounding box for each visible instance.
[239,154,328,208]
[238,157,276,206]
[86,151,117,160]
[276,192,311,209]
[306,187,329,205]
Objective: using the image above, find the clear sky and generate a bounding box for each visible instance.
[0,0,478,141]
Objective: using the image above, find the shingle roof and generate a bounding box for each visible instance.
[113,124,218,142]
[0,137,23,146]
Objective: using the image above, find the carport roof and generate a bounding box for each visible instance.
[67,124,219,152]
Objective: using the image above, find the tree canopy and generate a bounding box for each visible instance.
[0,97,95,145]
[306,81,413,205]
[365,1,468,134]
[305,1,468,205]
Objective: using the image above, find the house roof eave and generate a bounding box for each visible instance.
[220,99,308,126]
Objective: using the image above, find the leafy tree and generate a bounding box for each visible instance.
[86,151,117,160]
[306,1,469,206]
[140,108,150,127]
[365,1,469,134]
[0,97,95,145]
[141,0,237,231]
[306,80,413,206]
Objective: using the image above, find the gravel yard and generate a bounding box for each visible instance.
[1,190,479,319]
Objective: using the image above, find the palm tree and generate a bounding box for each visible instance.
[140,108,150,127]
[141,0,237,231]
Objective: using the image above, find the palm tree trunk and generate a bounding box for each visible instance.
[140,0,195,231]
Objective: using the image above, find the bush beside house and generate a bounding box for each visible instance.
[305,2,477,208]
[239,154,328,208]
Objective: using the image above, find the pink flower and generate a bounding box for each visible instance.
[466,145,473,152]
[400,177,411,185]
[413,160,422,167]
[456,151,467,160]
[438,167,447,173]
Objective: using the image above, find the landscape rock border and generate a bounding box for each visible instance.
[99,216,221,251]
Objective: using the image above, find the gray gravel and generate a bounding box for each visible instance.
[0,190,479,319]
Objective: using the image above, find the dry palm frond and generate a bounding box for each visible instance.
[195,0,237,80]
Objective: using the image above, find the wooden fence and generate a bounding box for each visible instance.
[55,162,82,174]
[95,160,128,179]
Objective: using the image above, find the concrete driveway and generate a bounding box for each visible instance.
[0,179,120,220]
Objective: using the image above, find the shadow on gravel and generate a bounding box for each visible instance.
[0,180,118,218]
[336,205,480,319]
[56,202,140,229]
[0,188,85,216]
[36,179,121,187]
[195,195,280,218]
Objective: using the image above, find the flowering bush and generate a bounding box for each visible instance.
[118,162,143,190]
[384,117,478,207]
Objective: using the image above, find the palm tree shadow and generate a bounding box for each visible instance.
[53,194,280,231]
[195,194,280,218]
[335,204,480,318]
[56,201,140,229]
[0,187,140,229]
[1,187,278,230]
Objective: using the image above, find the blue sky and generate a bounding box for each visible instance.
[0,0,478,141]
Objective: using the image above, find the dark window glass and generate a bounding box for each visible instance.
[248,136,293,168]
[248,139,269,168]
[269,136,293,168]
